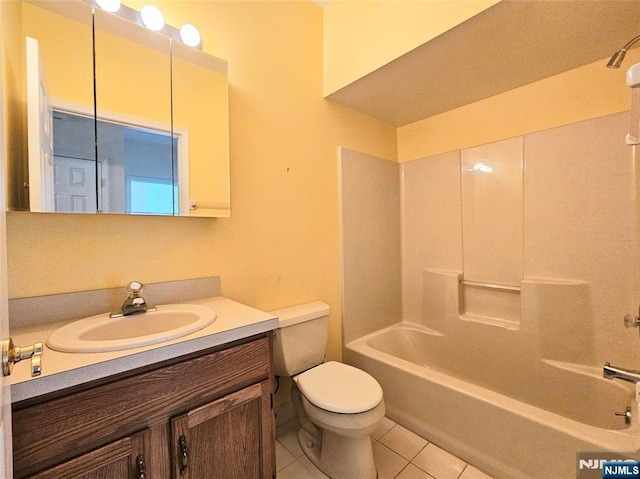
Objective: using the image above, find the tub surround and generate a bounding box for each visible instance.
[340,111,640,478]
[9,277,278,402]
[339,148,401,346]
[400,112,638,365]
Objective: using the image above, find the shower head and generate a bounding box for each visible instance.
[607,49,627,69]
[607,34,640,68]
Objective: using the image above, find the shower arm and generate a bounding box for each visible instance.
[607,34,640,145]
[607,34,640,69]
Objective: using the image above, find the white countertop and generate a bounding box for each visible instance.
[10,296,278,403]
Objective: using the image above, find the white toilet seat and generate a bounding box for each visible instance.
[294,361,383,413]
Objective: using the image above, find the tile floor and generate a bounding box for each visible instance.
[276,417,495,479]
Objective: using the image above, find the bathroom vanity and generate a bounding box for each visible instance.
[8,288,277,479]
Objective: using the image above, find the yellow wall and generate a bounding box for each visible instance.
[398,49,640,162]
[1,1,26,211]
[322,0,498,96]
[3,0,396,363]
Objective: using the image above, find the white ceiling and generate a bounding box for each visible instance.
[325,0,640,127]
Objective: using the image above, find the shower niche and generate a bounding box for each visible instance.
[459,281,521,328]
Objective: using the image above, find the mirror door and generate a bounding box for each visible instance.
[22,0,94,213]
[93,8,174,215]
[25,36,54,212]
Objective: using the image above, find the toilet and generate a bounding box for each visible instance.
[271,301,385,479]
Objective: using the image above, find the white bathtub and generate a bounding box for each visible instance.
[346,323,640,479]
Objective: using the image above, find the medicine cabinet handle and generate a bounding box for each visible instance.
[1,337,43,377]
[178,435,189,475]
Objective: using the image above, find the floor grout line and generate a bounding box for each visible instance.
[277,418,493,479]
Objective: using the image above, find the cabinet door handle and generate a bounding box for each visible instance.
[136,454,146,479]
[178,435,189,475]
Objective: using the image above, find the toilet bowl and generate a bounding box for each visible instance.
[293,362,385,479]
[271,302,385,479]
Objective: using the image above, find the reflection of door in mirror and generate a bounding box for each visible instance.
[53,109,183,215]
[25,36,54,213]
[53,155,100,214]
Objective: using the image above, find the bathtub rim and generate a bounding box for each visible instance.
[345,321,640,451]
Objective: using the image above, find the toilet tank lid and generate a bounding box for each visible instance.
[269,301,330,328]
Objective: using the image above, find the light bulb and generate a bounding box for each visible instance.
[96,0,121,13]
[180,24,201,47]
[141,5,164,31]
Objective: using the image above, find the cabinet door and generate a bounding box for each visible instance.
[171,379,274,479]
[26,429,149,479]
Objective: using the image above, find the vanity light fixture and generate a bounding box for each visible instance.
[96,0,120,13]
[140,5,164,31]
[86,0,203,50]
[180,24,201,47]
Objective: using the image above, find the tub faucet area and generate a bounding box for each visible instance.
[110,281,156,318]
[603,362,640,383]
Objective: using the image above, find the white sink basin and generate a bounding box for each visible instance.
[46,304,216,353]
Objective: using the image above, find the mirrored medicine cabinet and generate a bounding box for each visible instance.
[18,0,230,217]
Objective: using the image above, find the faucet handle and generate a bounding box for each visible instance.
[624,304,640,330]
[127,281,145,297]
[624,314,640,328]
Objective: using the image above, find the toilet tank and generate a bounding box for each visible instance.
[271,301,330,377]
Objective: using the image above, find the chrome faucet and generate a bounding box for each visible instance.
[603,362,640,383]
[110,281,157,318]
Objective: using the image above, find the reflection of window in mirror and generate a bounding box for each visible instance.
[128,177,178,215]
[52,109,187,215]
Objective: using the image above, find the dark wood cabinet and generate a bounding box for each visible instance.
[27,430,149,479]
[12,334,275,479]
[171,380,273,478]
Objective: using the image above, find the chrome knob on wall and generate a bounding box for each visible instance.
[624,305,640,332]
[624,314,640,328]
